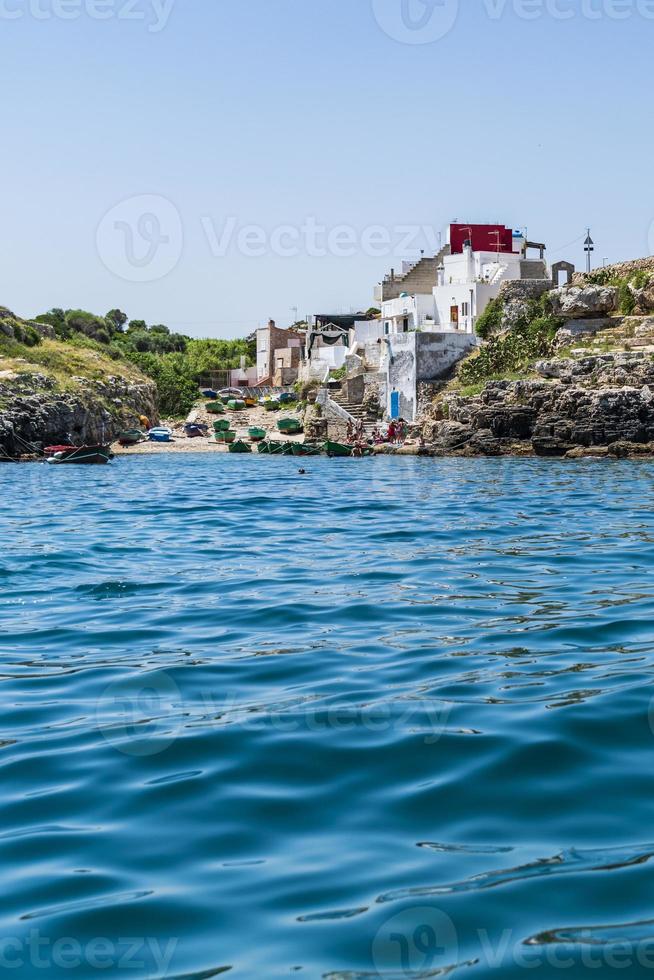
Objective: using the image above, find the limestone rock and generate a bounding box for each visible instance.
[548,285,619,318]
[0,372,158,459]
[629,283,654,315]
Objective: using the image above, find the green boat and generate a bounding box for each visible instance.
[292,442,322,457]
[215,430,236,444]
[248,427,266,442]
[263,400,279,412]
[325,440,353,457]
[118,429,145,447]
[277,418,303,435]
[214,419,231,432]
[257,441,271,454]
[228,399,247,411]
[268,441,294,456]
[278,392,297,405]
[206,401,225,414]
[228,440,252,454]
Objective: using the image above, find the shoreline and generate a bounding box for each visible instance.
[8,439,654,463]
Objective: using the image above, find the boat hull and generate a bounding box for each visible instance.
[292,443,322,457]
[46,445,113,465]
[325,441,353,457]
[277,419,303,434]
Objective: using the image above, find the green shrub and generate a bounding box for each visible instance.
[475,297,504,339]
[459,313,563,386]
[129,352,198,417]
[14,323,41,347]
[618,281,636,315]
[631,270,650,290]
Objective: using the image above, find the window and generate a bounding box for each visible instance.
[384,322,390,335]
[402,317,409,332]
[461,302,469,317]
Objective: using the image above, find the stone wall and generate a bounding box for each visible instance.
[574,256,654,285]
[387,331,477,421]
[497,279,553,303]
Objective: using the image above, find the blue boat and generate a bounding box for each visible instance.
[148,427,173,443]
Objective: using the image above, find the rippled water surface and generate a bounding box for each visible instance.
[3,455,654,978]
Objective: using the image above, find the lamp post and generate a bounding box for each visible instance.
[584,230,595,274]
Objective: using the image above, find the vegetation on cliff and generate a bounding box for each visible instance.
[584,267,654,315]
[459,295,563,386]
[2,305,256,417]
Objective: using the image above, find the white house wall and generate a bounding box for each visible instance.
[384,332,477,421]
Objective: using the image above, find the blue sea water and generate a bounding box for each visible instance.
[3,454,654,978]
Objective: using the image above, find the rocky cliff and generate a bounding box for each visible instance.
[418,271,654,458]
[0,308,157,460]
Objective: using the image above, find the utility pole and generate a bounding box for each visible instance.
[584,229,595,274]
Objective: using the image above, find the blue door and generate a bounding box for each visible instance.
[390,391,400,420]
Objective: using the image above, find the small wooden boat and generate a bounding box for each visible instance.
[201,389,218,400]
[206,401,225,414]
[148,427,173,443]
[248,427,266,442]
[185,423,208,439]
[214,419,231,432]
[264,400,279,412]
[292,442,322,457]
[45,445,113,465]
[228,440,252,454]
[268,441,293,455]
[277,418,303,435]
[244,397,258,408]
[118,429,144,447]
[325,440,353,457]
[278,392,297,405]
[228,399,247,411]
[257,441,271,454]
[215,430,236,444]
[45,445,75,455]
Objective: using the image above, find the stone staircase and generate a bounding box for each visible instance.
[330,390,379,439]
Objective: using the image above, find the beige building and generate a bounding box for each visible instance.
[256,319,303,386]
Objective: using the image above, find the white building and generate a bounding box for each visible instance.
[433,242,525,333]
[376,224,549,421]
[380,225,546,338]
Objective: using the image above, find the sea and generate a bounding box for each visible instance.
[2,454,654,978]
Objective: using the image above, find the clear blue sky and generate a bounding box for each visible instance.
[1,0,651,337]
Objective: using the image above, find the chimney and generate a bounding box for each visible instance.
[268,319,276,330]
